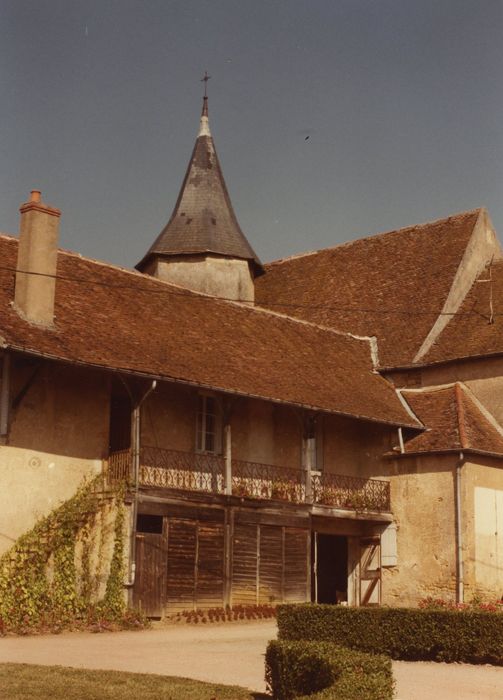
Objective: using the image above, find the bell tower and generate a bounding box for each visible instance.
[137,82,262,303]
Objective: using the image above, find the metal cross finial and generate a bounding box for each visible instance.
[201,71,211,97]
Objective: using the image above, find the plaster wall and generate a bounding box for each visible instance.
[141,382,196,453]
[230,399,301,467]
[0,360,109,556]
[153,256,255,303]
[141,388,302,468]
[382,454,457,606]
[322,414,393,479]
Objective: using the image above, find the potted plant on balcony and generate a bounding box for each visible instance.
[343,491,373,511]
[270,480,300,503]
[317,486,344,507]
[232,481,253,498]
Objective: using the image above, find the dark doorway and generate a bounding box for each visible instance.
[312,533,348,604]
[109,390,131,452]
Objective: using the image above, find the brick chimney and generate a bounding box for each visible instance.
[14,190,61,327]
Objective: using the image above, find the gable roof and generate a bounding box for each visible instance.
[397,383,503,457]
[0,235,417,428]
[419,259,503,366]
[137,98,262,272]
[255,210,487,368]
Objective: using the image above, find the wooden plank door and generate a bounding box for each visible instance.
[258,525,283,604]
[133,531,167,617]
[232,523,258,605]
[359,536,381,606]
[166,518,197,612]
[196,522,225,609]
[284,528,310,603]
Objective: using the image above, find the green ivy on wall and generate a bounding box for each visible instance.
[0,477,138,634]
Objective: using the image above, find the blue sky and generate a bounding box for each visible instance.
[1,0,502,267]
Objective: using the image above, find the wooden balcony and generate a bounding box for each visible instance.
[106,446,391,513]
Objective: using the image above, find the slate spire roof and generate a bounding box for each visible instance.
[137,97,262,273]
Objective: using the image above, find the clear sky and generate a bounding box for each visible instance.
[1,0,502,268]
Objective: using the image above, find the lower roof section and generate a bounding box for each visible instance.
[393,383,503,457]
[0,235,418,428]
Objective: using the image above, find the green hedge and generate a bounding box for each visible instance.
[265,640,393,700]
[277,604,503,665]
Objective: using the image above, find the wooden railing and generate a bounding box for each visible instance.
[106,446,390,512]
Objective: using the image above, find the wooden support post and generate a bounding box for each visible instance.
[224,423,232,495]
[224,507,234,609]
[0,352,11,438]
[302,414,314,503]
[306,527,312,603]
[256,524,261,606]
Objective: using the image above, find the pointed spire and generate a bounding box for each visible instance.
[198,96,211,137]
[199,72,211,137]
[136,88,262,274]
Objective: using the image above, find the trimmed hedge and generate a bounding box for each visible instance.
[265,640,394,700]
[277,604,503,665]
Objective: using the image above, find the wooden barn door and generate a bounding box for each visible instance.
[259,525,283,604]
[231,522,309,606]
[195,520,225,608]
[133,516,168,617]
[166,517,225,612]
[284,528,310,603]
[232,523,258,606]
[166,518,198,613]
[359,536,381,606]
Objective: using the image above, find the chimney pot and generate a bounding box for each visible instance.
[30,190,41,203]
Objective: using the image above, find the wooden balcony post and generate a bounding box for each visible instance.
[0,352,11,439]
[302,416,314,504]
[224,423,232,495]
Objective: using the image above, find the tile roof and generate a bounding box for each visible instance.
[0,235,417,428]
[255,210,482,368]
[420,260,503,365]
[397,383,503,457]
[137,101,262,272]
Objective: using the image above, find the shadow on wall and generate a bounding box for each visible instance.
[7,357,109,460]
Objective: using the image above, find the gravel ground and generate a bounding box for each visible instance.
[1,619,502,699]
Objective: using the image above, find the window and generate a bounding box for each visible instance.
[137,514,163,534]
[196,393,222,453]
[305,416,323,472]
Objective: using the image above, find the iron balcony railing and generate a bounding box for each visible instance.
[106,446,390,512]
[231,458,306,503]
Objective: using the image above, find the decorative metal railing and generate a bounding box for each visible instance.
[231,458,305,503]
[311,471,390,512]
[106,447,390,512]
[139,446,225,493]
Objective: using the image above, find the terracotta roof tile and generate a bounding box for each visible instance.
[398,384,503,456]
[255,210,482,367]
[0,236,416,428]
[421,259,503,365]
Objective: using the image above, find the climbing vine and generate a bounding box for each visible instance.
[101,500,126,619]
[0,477,145,635]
